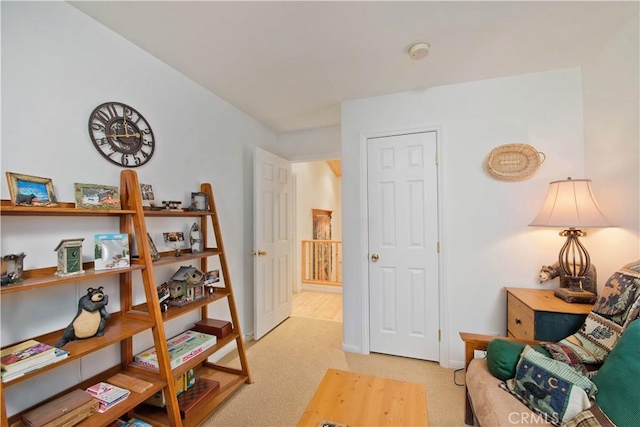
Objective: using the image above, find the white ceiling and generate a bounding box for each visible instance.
[69,1,638,134]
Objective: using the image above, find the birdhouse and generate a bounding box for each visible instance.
[54,238,85,276]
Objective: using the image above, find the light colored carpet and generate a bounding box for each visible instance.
[202,316,465,426]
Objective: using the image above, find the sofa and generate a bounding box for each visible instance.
[461,260,640,427]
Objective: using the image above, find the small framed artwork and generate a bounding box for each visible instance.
[94,233,130,270]
[74,183,121,210]
[189,192,209,211]
[140,183,155,208]
[162,231,185,243]
[6,172,57,206]
[163,231,186,257]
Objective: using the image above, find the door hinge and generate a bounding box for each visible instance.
[437,241,440,253]
[435,153,439,165]
[438,329,441,341]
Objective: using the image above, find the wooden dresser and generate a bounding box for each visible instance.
[506,287,593,342]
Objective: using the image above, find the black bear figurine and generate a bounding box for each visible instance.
[56,286,109,348]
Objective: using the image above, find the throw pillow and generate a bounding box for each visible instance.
[542,259,640,378]
[560,404,615,427]
[592,318,640,427]
[505,346,598,426]
[487,339,551,381]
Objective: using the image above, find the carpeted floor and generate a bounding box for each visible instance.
[202,316,465,426]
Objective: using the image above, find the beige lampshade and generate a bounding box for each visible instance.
[529,178,612,228]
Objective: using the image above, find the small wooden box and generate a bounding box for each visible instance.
[192,318,232,339]
[177,377,220,419]
[22,389,97,427]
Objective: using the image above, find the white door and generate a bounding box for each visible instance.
[368,132,440,361]
[254,148,293,340]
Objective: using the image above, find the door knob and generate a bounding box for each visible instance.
[258,250,267,256]
[251,251,258,256]
[371,253,379,262]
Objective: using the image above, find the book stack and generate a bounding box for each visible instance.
[86,382,130,413]
[1,339,69,382]
[134,330,216,370]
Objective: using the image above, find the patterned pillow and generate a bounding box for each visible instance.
[505,346,598,426]
[543,260,640,377]
[560,404,615,427]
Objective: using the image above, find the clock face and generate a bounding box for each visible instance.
[88,102,155,167]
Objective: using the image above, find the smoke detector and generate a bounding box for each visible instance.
[408,42,430,60]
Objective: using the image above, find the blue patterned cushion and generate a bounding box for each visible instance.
[506,346,598,426]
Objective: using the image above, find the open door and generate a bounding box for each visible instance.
[253,148,293,340]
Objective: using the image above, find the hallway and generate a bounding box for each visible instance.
[291,290,342,323]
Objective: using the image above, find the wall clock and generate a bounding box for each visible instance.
[88,102,155,168]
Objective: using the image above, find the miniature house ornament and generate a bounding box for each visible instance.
[54,238,85,276]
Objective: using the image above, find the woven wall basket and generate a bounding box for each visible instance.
[487,143,546,180]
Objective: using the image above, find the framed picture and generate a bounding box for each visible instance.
[140,183,155,208]
[163,231,185,243]
[74,183,121,210]
[6,172,57,206]
[189,192,209,211]
[94,233,130,271]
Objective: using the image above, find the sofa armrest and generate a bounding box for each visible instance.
[459,332,540,425]
[459,332,540,368]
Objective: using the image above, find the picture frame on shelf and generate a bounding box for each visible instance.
[74,183,121,210]
[163,231,186,257]
[189,192,208,211]
[162,231,185,243]
[94,233,130,271]
[6,172,57,206]
[140,183,157,209]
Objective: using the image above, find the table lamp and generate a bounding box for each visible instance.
[529,177,612,303]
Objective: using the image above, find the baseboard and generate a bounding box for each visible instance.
[342,343,363,353]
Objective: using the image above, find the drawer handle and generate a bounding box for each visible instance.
[515,318,522,325]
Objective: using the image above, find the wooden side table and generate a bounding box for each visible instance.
[505,287,593,342]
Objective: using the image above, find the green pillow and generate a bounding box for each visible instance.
[487,339,551,381]
[593,319,640,427]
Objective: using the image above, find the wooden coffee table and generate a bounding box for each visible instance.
[297,368,428,426]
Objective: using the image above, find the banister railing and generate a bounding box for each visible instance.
[302,239,342,286]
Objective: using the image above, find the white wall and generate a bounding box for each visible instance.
[341,68,589,367]
[1,2,276,415]
[583,15,640,274]
[292,161,342,289]
[278,125,341,161]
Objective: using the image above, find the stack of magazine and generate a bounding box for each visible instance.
[0,339,69,382]
[86,382,131,413]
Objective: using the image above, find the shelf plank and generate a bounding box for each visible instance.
[132,289,230,322]
[1,200,135,216]
[7,368,166,427]
[145,249,223,268]
[1,314,154,387]
[131,368,249,427]
[0,264,145,295]
[143,209,211,217]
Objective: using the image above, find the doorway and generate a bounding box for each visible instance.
[291,159,343,320]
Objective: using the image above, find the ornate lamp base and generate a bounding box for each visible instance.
[554,287,596,304]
